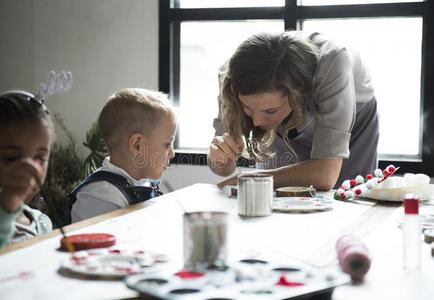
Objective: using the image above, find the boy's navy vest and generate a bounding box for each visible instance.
[65,170,162,224]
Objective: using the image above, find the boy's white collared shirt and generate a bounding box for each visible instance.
[71,157,157,223]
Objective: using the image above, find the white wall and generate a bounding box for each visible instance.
[0,0,224,191]
[1,0,159,155]
[0,0,34,90]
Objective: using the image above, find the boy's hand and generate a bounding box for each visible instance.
[0,158,43,213]
[208,133,244,169]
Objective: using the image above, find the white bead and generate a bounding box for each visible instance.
[344,190,354,199]
[365,179,376,189]
[342,180,351,190]
[336,188,345,195]
[374,169,383,177]
[355,175,364,184]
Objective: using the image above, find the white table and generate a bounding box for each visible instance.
[0,183,433,300]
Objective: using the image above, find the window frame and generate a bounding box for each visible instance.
[159,0,434,175]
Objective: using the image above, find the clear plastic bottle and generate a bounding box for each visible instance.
[403,194,421,270]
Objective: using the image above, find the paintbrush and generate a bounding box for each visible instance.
[217,133,257,189]
[59,226,75,254]
[32,172,75,254]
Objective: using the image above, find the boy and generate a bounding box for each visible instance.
[69,88,176,223]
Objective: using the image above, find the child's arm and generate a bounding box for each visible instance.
[0,204,21,248]
[0,159,43,248]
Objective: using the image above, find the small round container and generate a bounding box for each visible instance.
[275,186,316,198]
[424,229,434,244]
[237,173,273,217]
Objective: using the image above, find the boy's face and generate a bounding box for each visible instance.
[134,116,176,179]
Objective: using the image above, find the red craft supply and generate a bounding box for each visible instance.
[336,235,371,281]
[60,233,116,251]
[276,274,304,287]
[354,188,362,196]
[404,194,419,215]
[366,174,373,180]
[387,166,395,173]
[350,179,356,187]
[174,269,204,279]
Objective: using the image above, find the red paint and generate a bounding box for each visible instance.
[114,266,133,272]
[60,233,116,251]
[404,195,419,215]
[109,249,121,254]
[355,189,362,195]
[350,179,356,187]
[366,174,373,180]
[276,274,304,287]
[71,255,87,264]
[387,166,395,173]
[383,169,390,177]
[175,269,204,279]
[0,271,33,283]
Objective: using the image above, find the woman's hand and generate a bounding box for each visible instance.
[217,174,238,188]
[208,133,244,176]
[0,158,43,213]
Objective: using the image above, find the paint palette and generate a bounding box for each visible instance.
[60,249,168,279]
[273,197,334,213]
[125,255,350,299]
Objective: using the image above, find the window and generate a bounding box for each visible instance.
[179,21,283,149]
[301,17,423,156]
[160,0,434,174]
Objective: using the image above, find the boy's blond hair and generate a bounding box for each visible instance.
[99,88,175,152]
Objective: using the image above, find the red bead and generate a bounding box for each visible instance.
[355,189,362,195]
[350,179,356,187]
[366,174,373,180]
[387,166,395,173]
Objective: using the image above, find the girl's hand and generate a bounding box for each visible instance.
[0,158,43,213]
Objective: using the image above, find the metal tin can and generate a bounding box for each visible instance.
[183,211,228,271]
[237,173,273,217]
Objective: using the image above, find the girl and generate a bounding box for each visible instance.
[0,90,53,248]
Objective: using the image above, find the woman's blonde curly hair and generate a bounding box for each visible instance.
[221,31,319,161]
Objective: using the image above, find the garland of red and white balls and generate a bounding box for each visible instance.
[334,165,397,200]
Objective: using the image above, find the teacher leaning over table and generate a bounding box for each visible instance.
[208,31,379,190]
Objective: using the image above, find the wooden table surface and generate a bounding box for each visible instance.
[0,183,433,300]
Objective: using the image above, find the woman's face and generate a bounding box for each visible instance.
[239,90,292,131]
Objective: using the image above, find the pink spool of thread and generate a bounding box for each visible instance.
[336,235,371,281]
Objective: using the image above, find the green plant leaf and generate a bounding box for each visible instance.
[81,120,108,178]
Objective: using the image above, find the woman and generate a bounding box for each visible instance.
[208,31,378,190]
